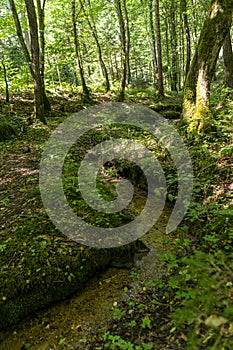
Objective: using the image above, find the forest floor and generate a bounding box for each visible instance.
[0,87,232,349]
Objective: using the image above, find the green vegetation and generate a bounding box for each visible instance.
[96,88,233,350]
[0,114,17,141]
[0,0,233,348]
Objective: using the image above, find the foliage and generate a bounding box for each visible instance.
[0,0,232,340]
[93,89,233,349]
[159,95,233,348]
[0,114,17,140]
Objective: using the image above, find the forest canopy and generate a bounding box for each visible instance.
[0,0,232,131]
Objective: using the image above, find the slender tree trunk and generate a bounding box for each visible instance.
[1,61,10,103]
[36,0,51,112]
[191,0,198,41]
[181,0,191,80]
[21,12,31,52]
[115,0,127,101]
[149,0,158,88]
[170,1,178,92]
[183,0,233,133]
[122,0,131,85]
[8,0,46,123]
[179,7,185,89]
[25,0,46,123]
[71,0,90,101]
[154,0,164,97]
[223,29,233,88]
[164,16,170,89]
[109,54,115,80]
[56,63,62,90]
[114,52,120,80]
[8,0,31,66]
[79,0,110,91]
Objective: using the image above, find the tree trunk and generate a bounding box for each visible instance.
[1,61,10,103]
[8,0,32,66]
[25,0,46,123]
[223,29,233,89]
[79,0,110,92]
[170,0,178,92]
[8,0,46,123]
[164,16,170,88]
[183,0,233,133]
[115,0,127,101]
[122,0,131,85]
[154,0,164,97]
[181,0,191,80]
[35,0,51,112]
[149,0,158,88]
[71,0,90,101]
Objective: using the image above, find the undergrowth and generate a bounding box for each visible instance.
[96,86,233,350]
[158,87,233,349]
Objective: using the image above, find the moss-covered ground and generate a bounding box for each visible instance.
[0,86,232,349]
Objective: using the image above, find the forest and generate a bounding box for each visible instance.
[0,0,233,349]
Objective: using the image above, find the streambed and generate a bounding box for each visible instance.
[0,195,172,350]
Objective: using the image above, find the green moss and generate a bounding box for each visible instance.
[182,90,196,124]
[188,105,213,134]
[0,115,17,141]
[0,214,144,330]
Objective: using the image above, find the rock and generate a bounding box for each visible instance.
[23,146,30,153]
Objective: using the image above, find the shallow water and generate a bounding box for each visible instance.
[0,194,172,350]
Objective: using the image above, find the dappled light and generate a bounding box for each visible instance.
[0,0,233,349]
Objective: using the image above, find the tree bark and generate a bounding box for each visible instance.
[164,16,170,88]
[170,0,178,92]
[25,0,46,123]
[122,0,131,85]
[154,0,164,97]
[71,0,90,101]
[181,0,191,80]
[115,0,127,101]
[35,0,51,112]
[1,61,10,103]
[149,0,158,88]
[223,29,233,88]
[8,0,47,123]
[183,0,233,133]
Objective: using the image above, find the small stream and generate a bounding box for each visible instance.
[0,194,172,350]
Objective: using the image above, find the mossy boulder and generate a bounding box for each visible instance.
[0,115,17,141]
[0,217,148,330]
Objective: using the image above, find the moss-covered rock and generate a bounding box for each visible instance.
[0,216,148,330]
[0,115,17,141]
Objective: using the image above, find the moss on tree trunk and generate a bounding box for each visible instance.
[183,0,233,133]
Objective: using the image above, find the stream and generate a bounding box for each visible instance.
[0,193,172,350]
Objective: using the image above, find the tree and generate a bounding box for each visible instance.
[180,0,191,80]
[223,29,233,89]
[35,0,51,112]
[71,0,90,101]
[170,0,178,92]
[183,0,233,133]
[121,0,130,85]
[78,0,110,91]
[154,0,164,97]
[115,0,126,101]
[8,0,47,123]
[1,60,9,103]
[148,0,158,88]
[115,0,130,101]
[25,0,46,122]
